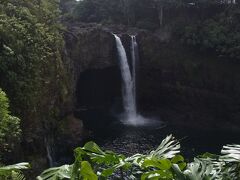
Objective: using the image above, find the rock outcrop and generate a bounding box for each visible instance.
[64,23,240,131]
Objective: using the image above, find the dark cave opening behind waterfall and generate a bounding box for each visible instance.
[75,66,123,129]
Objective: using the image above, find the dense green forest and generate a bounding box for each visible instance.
[0,0,71,177]
[68,0,240,59]
[0,0,70,165]
[0,89,21,158]
[0,0,240,179]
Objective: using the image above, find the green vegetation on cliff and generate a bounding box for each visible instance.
[0,89,21,159]
[71,0,237,26]
[70,0,240,59]
[182,6,240,59]
[0,0,69,148]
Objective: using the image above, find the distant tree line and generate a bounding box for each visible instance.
[69,0,240,59]
[71,0,239,27]
[180,3,240,59]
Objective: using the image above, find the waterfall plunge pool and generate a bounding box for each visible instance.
[76,109,240,160]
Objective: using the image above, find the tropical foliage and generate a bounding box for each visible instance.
[71,0,237,25]
[182,6,240,59]
[0,0,69,147]
[0,89,21,159]
[0,90,29,179]
[0,162,30,180]
[71,0,240,59]
[71,0,190,26]
[37,135,240,180]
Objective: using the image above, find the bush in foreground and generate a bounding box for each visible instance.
[37,135,240,180]
[0,162,30,180]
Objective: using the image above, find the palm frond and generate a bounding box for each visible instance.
[150,134,180,159]
[0,162,30,172]
[0,162,30,177]
[220,144,240,180]
[0,162,29,180]
[37,165,72,180]
[221,144,240,162]
[184,158,216,180]
[198,144,240,180]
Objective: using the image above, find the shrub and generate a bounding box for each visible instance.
[0,89,21,158]
[37,135,240,179]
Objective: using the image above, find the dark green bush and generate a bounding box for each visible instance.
[38,135,240,179]
[182,7,240,59]
[0,89,21,158]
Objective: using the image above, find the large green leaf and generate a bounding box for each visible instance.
[171,164,186,180]
[83,141,105,155]
[220,144,240,179]
[171,155,186,170]
[99,158,131,178]
[183,158,215,180]
[142,159,172,170]
[90,151,123,165]
[100,167,115,177]
[37,165,72,180]
[141,169,173,180]
[126,154,146,167]
[0,162,30,172]
[0,162,29,180]
[80,161,97,180]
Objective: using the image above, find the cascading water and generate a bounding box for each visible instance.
[131,35,138,108]
[114,34,137,124]
[45,137,54,167]
[114,34,162,126]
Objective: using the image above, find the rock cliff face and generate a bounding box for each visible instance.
[64,24,120,112]
[64,23,240,131]
[137,34,240,130]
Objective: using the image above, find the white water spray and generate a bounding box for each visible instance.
[114,34,150,126]
[114,34,137,122]
[45,137,54,167]
[114,34,163,126]
[131,35,138,107]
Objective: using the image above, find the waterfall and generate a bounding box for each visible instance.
[114,34,137,124]
[45,137,54,167]
[131,35,138,109]
[114,34,163,127]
